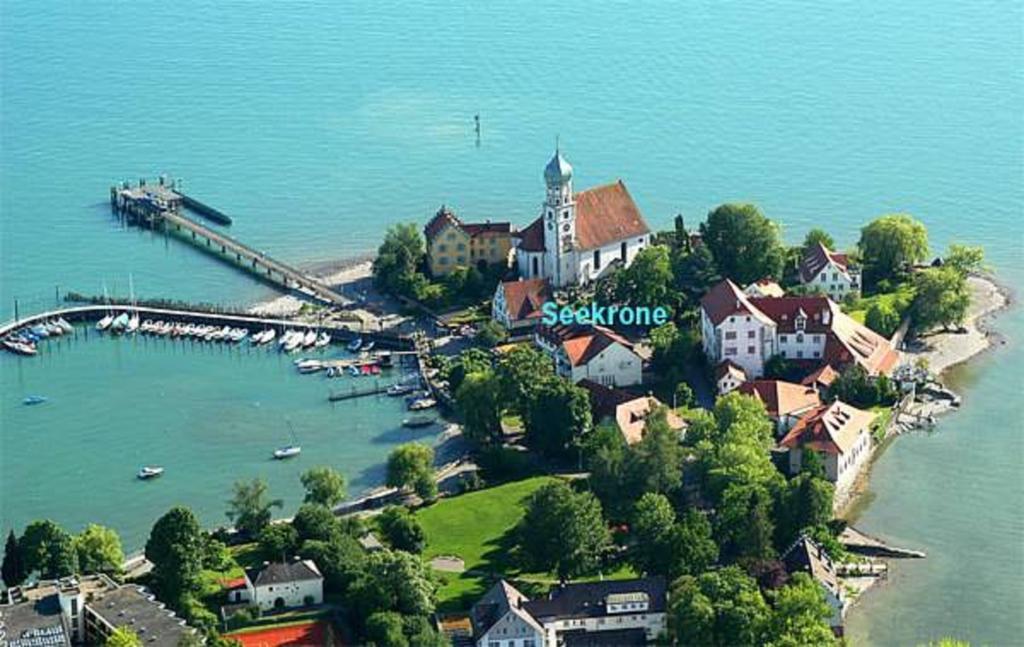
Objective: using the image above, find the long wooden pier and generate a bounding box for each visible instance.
[110,180,349,307]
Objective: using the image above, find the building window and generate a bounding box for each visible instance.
[532,257,539,276]
[747,346,755,354]
[725,347,737,356]
[438,244,447,252]
[563,210,570,219]
[797,350,804,358]
[747,330,756,338]
[725,331,737,340]
[457,243,466,251]
[447,233,455,240]
[457,256,465,263]
[621,241,627,261]
[780,335,788,342]
[796,334,804,343]
[594,249,601,268]
[813,351,821,358]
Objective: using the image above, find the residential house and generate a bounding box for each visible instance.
[535,324,642,387]
[782,535,846,635]
[737,379,821,435]
[243,559,324,611]
[1,575,198,646]
[424,205,514,276]
[800,243,861,301]
[515,149,652,288]
[801,364,840,397]
[780,400,875,491]
[471,577,668,647]
[578,379,686,445]
[743,278,785,298]
[714,359,748,395]
[700,279,900,380]
[492,278,554,332]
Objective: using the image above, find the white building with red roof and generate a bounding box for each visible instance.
[700,279,899,381]
[800,242,861,300]
[515,149,652,288]
[492,278,553,331]
[780,400,875,491]
[534,324,642,387]
[737,379,822,434]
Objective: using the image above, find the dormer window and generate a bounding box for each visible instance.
[796,316,806,331]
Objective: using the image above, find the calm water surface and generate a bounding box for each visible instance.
[1,2,1021,643]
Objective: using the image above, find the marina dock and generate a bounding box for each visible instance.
[109,179,349,307]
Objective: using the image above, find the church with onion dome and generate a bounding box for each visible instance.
[514,148,652,289]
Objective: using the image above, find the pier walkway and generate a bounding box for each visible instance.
[111,181,349,307]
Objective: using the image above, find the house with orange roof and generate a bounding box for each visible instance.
[800,242,861,300]
[492,278,554,332]
[535,324,642,387]
[780,400,875,491]
[700,279,900,380]
[737,379,822,435]
[578,379,686,445]
[515,149,652,288]
[424,204,514,276]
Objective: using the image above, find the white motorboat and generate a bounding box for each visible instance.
[125,313,140,334]
[96,314,114,331]
[110,312,130,331]
[3,339,38,356]
[262,329,277,345]
[45,321,64,336]
[231,328,249,343]
[315,332,331,348]
[137,466,164,480]
[56,317,74,334]
[302,330,317,347]
[347,338,363,352]
[409,397,438,411]
[387,384,415,397]
[362,341,375,352]
[279,330,295,348]
[284,334,303,352]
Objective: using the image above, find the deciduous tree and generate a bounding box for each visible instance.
[292,503,340,543]
[378,506,426,554]
[372,223,425,296]
[668,566,770,647]
[19,520,78,579]
[386,443,437,500]
[911,266,970,331]
[803,228,836,252]
[300,466,347,507]
[624,407,685,496]
[74,524,124,576]
[226,478,283,538]
[525,378,592,460]
[105,626,142,647]
[865,301,901,337]
[700,203,785,285]
[145,506,202,605]
[456,370,504,446]
[858,214,928,286]
[766,573,837,646]
[258,524,299,562]
[518,481,611,579]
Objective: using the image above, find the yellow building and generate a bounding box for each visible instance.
[424,205,514,276]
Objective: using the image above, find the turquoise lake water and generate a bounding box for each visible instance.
[1,2,1021,643]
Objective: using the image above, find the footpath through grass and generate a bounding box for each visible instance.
[416,476,636,611]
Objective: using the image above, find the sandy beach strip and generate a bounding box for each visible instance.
[248,258,374,317]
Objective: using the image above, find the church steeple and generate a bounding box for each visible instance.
[542,146,578,287]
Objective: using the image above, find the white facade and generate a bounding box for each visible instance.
[535,330,642,387]
[788,423,871,491]
[537,610,666,646]
[805,264,859,301]
[476,610,544,647]
[701,307,776,379]
[246,562,324,611]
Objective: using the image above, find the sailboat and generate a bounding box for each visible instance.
[125,274,140,333]
[273,423,302,460]
[302,329,317,347]
[56,317,74,334]
[315,332,331,348]
[110,312,130,332]
[96,282,114,330]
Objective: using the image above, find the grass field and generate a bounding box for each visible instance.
[415,476,636,610]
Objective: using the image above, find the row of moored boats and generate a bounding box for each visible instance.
[2,317,74,356]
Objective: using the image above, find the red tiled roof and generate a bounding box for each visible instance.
[499,278,552,323]
[424,205,462,240]
[780,401,875,455]
[800,242,850,283]
[220,577,247,590]
[574,181,650,251]
[738,380,821,419]
[748,296,834,334]
[801,364,840,388]
[701,279,760,326]
[516,180,650,254]
[463,222,512,236]
[540,324,634,367]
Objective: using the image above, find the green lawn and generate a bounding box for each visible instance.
[845,284,915,324]
[415,476,637,610]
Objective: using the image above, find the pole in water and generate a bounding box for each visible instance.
[13,298,19,322]
[474,113,481,147]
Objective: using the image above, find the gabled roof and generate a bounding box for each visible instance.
[800,242,851,283]
[574,181,650,251]
[539,324,635,367]
[246,559,322,588]
[782,535,842,598]
[516,181,650,254]
[744,278,786,298]
[463,222,512,236]
[523,577,667,621]
[780,401,875,455]
[801,364,840,388]
[424,205,463,240]
[578,380,684,445]
[715,359,748,382]
[497,279,552,323]
[470,580,543,638]
[738,380,821,419]
[701,279,776,327]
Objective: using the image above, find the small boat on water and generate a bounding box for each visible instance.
[409,397,438,411]
[56,317,74,334]
[315,332,331,348]
[31,324,50,338]
[347,365,360,377]
[110,312,130,332]
[137,466,164,480]
[347,338,363,352]
[403,415,436,429]
[262,329,277,345]
[387,384,415,397]
[96,313,114,330]
[230,328,249,343]
[23,395,48,405]
[302,330,317,347]
[284,332,303,352]
[273,445,301,459]
[3,339,38,356]
[45,321,64,336]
